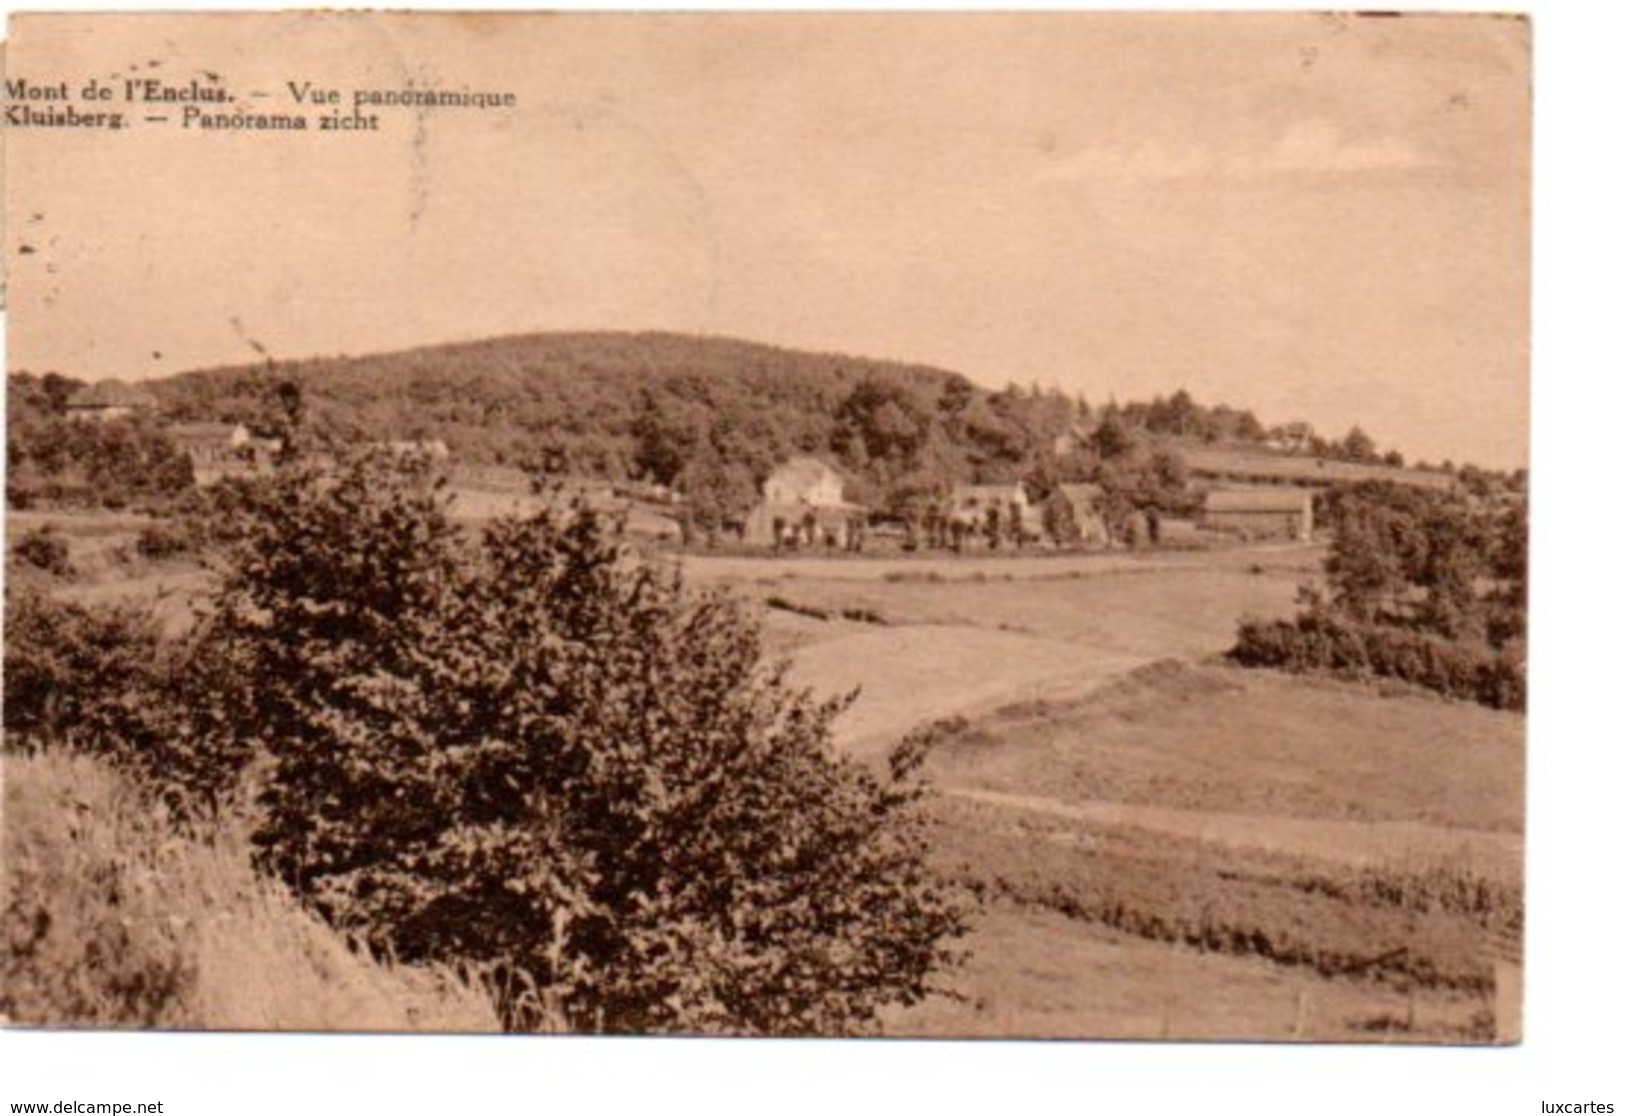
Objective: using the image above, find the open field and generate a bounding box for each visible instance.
[753,566,1304,660]
[881,662,1523,1041]
[885,904,1505,1042]
[7,509,161,576]
[926,660,1524,834]
[787,626,1144,756]
[694,547,1524,1042]
[715,546,1309,757]
[9,518,1524,1041]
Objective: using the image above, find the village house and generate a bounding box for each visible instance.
[948,481,1042,546]
[1042,482,1111,549]
[64,381,159,423]
[744,456,867,550]
[167,421,281,485]
[1201,486,1314,543]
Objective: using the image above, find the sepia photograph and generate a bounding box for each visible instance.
[3,9,1533,1052]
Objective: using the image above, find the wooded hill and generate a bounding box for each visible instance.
[12,330,1443,527]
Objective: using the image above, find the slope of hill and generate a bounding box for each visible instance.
[147,331,977,474]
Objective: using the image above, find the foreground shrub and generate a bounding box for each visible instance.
[204,452,964,1035]
[3,590,254,811]
[3,590,164,744]
[134,519,195,561]
[1,750,497,1030]
[1231,612,1525,711]
[11,525,73,576]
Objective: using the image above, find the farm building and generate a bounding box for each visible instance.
[64,381,158,423]
[1043,483,1111,548]
[1182,445,1454,493]
[1202,487,1314,543]
[167,421,281,485]
[949,482,1042,545]
[744,456,867,550]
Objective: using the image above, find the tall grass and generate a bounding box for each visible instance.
[2,750,500,1031]
[929,800,1517,995]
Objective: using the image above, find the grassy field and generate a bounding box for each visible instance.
[7,515,1524,1041]
[697,549,1524,1042]
[896,664,1524,1042]
[926,660,1524,834]
[887,903,1503,1042]
[719,556,1309,657]
[2,751,498,1031]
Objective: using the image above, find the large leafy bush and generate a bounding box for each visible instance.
[205,452,963,1034]
[1231,611,1525,711]
[2,590,253,810]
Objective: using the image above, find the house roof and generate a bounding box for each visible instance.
[66,380,158,410]
[1204,487,1313,513]
[767,456,842,490]
[1184,446,1454,492]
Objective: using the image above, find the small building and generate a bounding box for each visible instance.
[744,456,867,550]
[949,482,1042,546]
[64,381,159,423]
[1202,487,1314,543]
[168,421,253,460]
[167,421,281,485]
[1182,445,1455,493]
[1043,483,1111,549]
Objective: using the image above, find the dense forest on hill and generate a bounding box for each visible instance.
[11,334,1246,515]
[150,333,951,477]
[10,331,1447,528]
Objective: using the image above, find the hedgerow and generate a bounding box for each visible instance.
[1231,612,1524,711]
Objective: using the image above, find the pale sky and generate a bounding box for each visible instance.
[6,12,1529,467]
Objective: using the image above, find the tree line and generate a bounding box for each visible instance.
[13,332,1466,539]
[1233,480,1527,709]
[7,374,193,511]
[11,333,1281,534]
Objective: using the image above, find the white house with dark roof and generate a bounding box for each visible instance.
[948,481,1042,544]
[744,456,867,549]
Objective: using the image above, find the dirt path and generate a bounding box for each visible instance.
[945,786,1523,879]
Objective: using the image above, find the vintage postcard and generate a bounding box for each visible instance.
[2,12,1529,1042]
